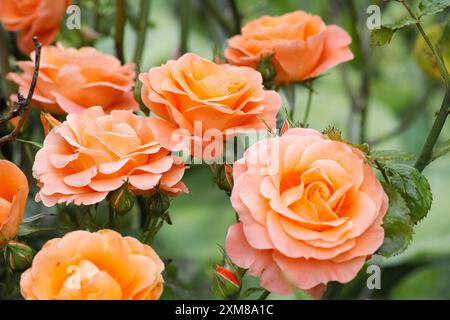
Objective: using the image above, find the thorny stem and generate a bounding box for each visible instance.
[0,37,42,147]
[133,0,151,69]
[398,0,450,171]
[114,0,126,63]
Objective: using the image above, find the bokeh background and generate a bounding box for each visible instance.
[1,0,449,299]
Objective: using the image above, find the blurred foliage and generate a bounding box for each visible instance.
[1,0,449,300]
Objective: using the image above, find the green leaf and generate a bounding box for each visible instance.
[22,212,56,224]
[371,18,418,46]
[386,163,433,224]
[431,139,450,163]
[16,138,43,149]
[370,150,416,162]
[378,184,414,257]
[419,0,450,17]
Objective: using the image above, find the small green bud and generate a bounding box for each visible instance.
[148,191,170,217]
[108,181,135,215]
[6,241,34,272]
[256,55,277,89]
[211,164,233,196]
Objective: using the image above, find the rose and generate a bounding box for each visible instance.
[139,53,281,160]
[0,0,71,54]
[20,229,164,300]
[225,128,388,296]
[224,10,353,85]
[7,44,139,114]
[0,160,29,246]
[33,106,187,207]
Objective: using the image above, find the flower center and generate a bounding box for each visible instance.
[63,260,100,291]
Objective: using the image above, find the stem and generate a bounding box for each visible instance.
[302,84,314,128]
[257,290,270,300]
[201,0,234,35]
[398,0,450,171]
[179,0,191,55]
[228,0,242,35]
[0,37,42,147]
[108,205,115,228]
[415,89,450,172]
[133,0,151,69]
[114,0,126,64]
[0,26,12,109]
[400,0,449,83]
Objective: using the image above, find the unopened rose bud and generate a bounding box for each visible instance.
[213,264,241,299]
[211,164,233,195]
[257,55,277,89]
[40,111,61,136]
[148,191,170,217]
[108,181,135,215]
[6,241,34,272]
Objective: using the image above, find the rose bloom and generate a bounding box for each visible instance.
[226,128,388,296]
[33,106,187,207]
[225,10,353,85]
[20,229,164,300]
[0,160,29,246]
[0,0,71,54]
[8,44,139,115]
[139,53,280,160]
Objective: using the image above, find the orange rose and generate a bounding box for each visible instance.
[139,53,281,160]
[32,106,187,207]
[7,44,139,115]
[225,10,353,85]
[0,160,29,246]
[20,229,164,300]
[225,128,388,296]
[0,0,71,54]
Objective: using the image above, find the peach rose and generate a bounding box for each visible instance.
[225,10,354,85]
[7,44,139,115]
[0,160,29,246]
[33,106,187,207]
[0,0,71,54]
[225,128,388,296]
[20,229,164,300]
[139,53,280,160]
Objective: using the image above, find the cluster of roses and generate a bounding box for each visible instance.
[0,0,388,300]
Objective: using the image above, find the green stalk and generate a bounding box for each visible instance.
[133,0,151,69]
[115,0,126,63]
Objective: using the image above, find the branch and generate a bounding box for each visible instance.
[179,0,191,55]
[133,0,151,70]
[0,37,42,147]
[201,0,234,36]
[228,0,242,35]
[114,0,126,64]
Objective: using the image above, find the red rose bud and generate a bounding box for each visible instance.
[281,120,290,135]
[6,241,34,272]
[215,265,240,287]
[108,180,135,215]
[211,164,233,195]
[213,264,241,299]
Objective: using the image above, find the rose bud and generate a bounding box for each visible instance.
[5,241,34,272]
[108,181,135,216]
[148,191,170,218]
[40,111,61,136]
[211,164,233,196]
[256,55,277,89]
[213,264,241,299]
